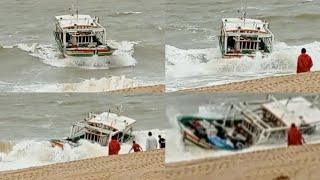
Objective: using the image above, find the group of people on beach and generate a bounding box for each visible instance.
[108,131,165,156]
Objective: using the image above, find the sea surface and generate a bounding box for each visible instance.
[166,0,320,91]
[0,93,168,171]
[0,0,165,92]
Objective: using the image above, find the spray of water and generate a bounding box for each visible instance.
[0,129,165,171]
[6,41,138,69]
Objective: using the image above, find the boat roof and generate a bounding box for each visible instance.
[87,112,136,130]
[221,18,269,33]
[55,14,98,29]
[262,97,320,127]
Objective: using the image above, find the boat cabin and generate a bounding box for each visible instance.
[53,14,115,57]
[228,95,320,144]
[219,18,274,58]
[68,111,136,146]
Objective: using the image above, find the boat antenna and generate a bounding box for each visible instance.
[243,0,247,23]
[107,109,110,120]
[76,0,79,19]
[117,105,122,117]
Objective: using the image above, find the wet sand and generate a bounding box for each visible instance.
[2,144,320,180]
[112,84,165,93]
[0,149,165,180]
[178,72,320,93]
[166,144,320,180]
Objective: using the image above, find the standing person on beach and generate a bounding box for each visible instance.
[108,136,121,155]
[297,48,313,73]
[158,135,165,148]
[146,132,157,151]
[287,123,305,146]
[128,141,143,153]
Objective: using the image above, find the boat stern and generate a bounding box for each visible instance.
[49,139,64,149]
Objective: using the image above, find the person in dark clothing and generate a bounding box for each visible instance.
[228,132,246,149]
[216,125,226,139]
[191,120,208,142]
[158,135,165,148]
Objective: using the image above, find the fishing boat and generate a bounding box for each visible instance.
[53,2,116,58]
[178,95,320,150]
[50,107,136,149]
[218,1,274,58]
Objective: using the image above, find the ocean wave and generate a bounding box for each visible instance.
[116,11,141,15]
[166,41,320,91]
[108,11,142,17]
[12,76,144,92]
[0,129,165,171]
[301,0,313,3]
[4,40,138,69]
[166,24,214,33]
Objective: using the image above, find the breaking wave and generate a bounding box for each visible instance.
[0,129,165,171]
[166,24,214,33]
[116,11,141,15]
[4,41,138,69]
[12,76,144,92]
[166,41,320,91]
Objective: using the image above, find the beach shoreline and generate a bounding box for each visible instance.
[2,143,320,179]
[0,149,165,180]
[112,84,165,93]
[166,143,320,180]
[177,71,320,93]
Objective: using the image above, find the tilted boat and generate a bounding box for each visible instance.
[218,2,274,58]
[178,95,320,150]
[50,107,136,149]
[53,4,116,58]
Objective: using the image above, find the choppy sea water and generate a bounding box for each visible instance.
[165,0,320,91]
[0,0,165,92]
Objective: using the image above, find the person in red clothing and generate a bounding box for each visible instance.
[287,123,305,146]
[128,140,143,153]
[297,48,313,73]
[108,136,121,155]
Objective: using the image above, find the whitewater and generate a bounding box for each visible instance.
[166,41,320,91]
[3,40,138,69]
[12,76,148,92]
[0,41,160,92]
[0,129,165,171]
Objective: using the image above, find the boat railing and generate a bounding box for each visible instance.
[73,122,115,134]
[53,31,64,53]
[84,130,109,146]
[236,103,271,129]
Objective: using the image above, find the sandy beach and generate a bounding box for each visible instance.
[0,149,165,180]
[2,144,320,180]
[178,72,320,93]
[112,84,165,93]
[166,144,320,180]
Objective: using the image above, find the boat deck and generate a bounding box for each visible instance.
[88,112,136,131]
[55,14,99,29]
[222,18,269,33]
